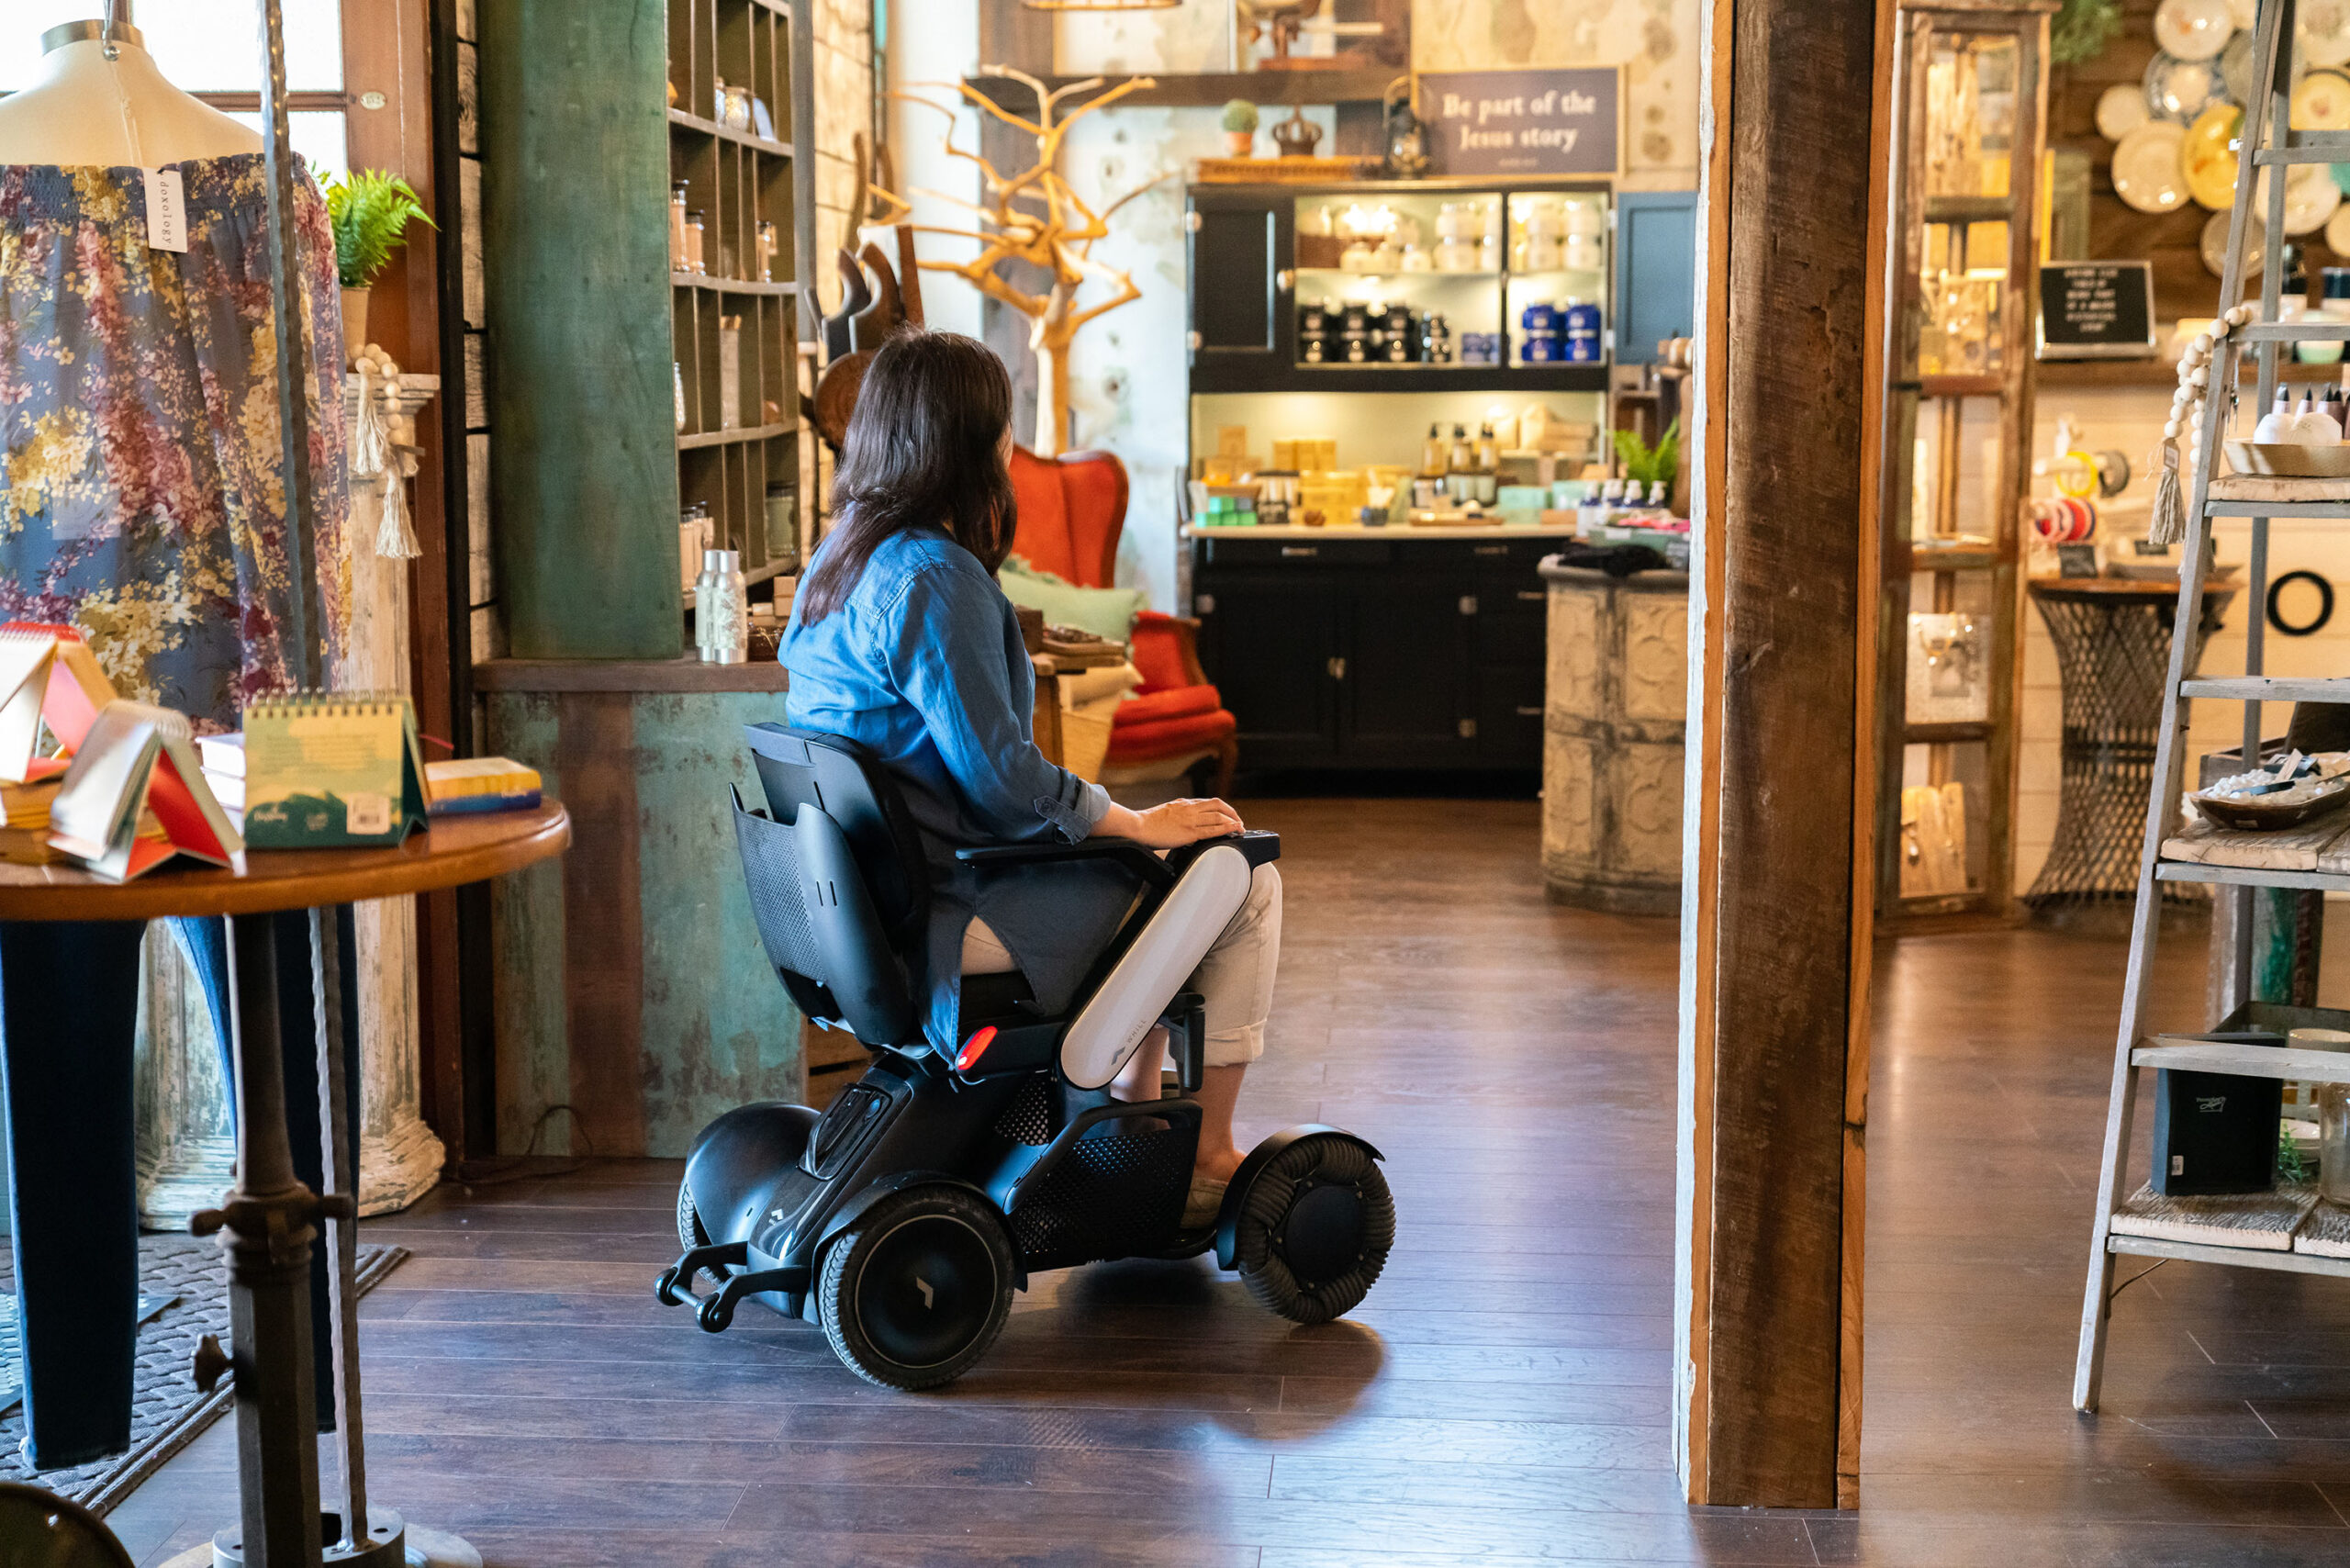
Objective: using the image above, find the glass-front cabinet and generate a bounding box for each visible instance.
[1189,180,1616,394]
[1872,1,2053,927]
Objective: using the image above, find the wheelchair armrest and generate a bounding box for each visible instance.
[1167,829,1280,873]
[955,838,1176,890]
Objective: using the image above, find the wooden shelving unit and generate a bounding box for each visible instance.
[1870,1,2055,928]
[2076,0,2350,1411]
[666,0,813,607]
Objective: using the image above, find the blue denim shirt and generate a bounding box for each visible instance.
[780,524,1135,1053]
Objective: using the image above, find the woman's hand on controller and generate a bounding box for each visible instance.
[1101,797,1244,848]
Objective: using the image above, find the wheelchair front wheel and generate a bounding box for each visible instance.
[1233,1134,1394,1325]
[817,1185,1015,1391]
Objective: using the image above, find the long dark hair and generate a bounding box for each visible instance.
[800,330,1018,623]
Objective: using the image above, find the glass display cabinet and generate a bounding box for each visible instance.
[1188,179,1617,394]
[1872,0,2055,926]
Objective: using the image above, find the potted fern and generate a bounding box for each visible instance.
[1613,417,1682,506]
[323,170,433,365]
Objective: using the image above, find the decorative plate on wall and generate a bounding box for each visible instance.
[2204,207,2265,277]
[2255,162,2344,234]
[2183,104,2244,208]
[2097,82,2152,141]
[2306,0,2350,69]
[2156,0,2236,62]
[2324,202,2350,255]
[2294,69,2350,129]
[2145,50,2228,123]
[2113,120,2191,213]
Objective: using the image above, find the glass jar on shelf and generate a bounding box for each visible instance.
[757,220,779,283]
[684,209,706,275]
[669,181,691,272]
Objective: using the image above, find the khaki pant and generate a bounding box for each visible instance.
[961,862,1282,1067]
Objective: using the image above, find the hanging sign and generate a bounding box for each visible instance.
[2037,263,2156,360]
[1418,69,1622,179]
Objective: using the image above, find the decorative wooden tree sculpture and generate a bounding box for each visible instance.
[880,67,1166,455]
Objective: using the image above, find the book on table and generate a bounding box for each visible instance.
[240,693,428,848]
[47,702,243,881]
[0,622,117,781]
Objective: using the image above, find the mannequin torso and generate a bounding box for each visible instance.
[0,26,260,166]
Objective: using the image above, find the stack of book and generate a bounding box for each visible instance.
[0,767,64,864]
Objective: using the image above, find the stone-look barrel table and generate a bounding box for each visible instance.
[1539,558,1691,914]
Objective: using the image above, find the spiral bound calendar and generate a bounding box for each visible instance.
[240,692,428,848]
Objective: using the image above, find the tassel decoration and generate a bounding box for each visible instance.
[2149,302,2255,546]
[350,360,393,479]
[373,455,422,560]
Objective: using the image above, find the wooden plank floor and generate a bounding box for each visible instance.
[104,801,2350,1564]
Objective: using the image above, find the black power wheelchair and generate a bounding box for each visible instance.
[655,724,1394,1389]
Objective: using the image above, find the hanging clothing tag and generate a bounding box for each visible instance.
[140,169,187,252]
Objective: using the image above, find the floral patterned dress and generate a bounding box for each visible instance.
[0,152,347,733]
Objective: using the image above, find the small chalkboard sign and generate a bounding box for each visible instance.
[2056,543,2101,578]
[2038,263,2155,360]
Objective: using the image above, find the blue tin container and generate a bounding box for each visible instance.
[1520,301,1558,334]
[1561,298,1603,335]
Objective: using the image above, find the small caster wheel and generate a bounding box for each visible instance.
[697,1292,734,1334]
[655,1266,686,1307]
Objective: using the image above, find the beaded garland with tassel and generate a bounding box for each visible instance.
[2149,301,2256,546]
[349,345,423,560]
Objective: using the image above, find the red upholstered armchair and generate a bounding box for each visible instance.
[1008,445,1237,795]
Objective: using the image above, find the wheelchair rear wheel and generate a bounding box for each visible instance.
[1233,1134,1394,1325]
[817,1185,1015,1390]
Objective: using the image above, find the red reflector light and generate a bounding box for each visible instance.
[955,1025,999,1072]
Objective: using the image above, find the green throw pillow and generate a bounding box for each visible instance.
[997,555,1147,644]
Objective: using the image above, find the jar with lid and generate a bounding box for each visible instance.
[684,210,707,274]
[670,181,691,271]
[765,482,799,572]
[2321,1081,2350,1203]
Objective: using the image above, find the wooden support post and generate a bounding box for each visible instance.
[479,0,680,659]
[1676,0,1887,1511]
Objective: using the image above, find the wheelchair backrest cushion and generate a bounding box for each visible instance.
[744,723,930,943]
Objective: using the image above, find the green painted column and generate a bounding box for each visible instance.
[480,0,679,658]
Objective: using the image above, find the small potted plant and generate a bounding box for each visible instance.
[1221,99,1259,158]
[323,170,434,365]
[1614,418,1684,507]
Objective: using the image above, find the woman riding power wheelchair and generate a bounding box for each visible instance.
[656,331,1393,1388]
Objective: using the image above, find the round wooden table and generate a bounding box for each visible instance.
[0,805,569,1568]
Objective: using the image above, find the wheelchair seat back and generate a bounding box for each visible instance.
[734,725,932,1049]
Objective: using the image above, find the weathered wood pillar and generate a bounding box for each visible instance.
[1675,0,1888,1510]
[479,0,679,658]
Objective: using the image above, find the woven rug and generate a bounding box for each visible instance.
[0,1233,407,1515]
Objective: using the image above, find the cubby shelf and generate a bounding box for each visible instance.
[666,106,794,159]
[672,272,798,296]
[678,421,793,451]
[665,0,810,603]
